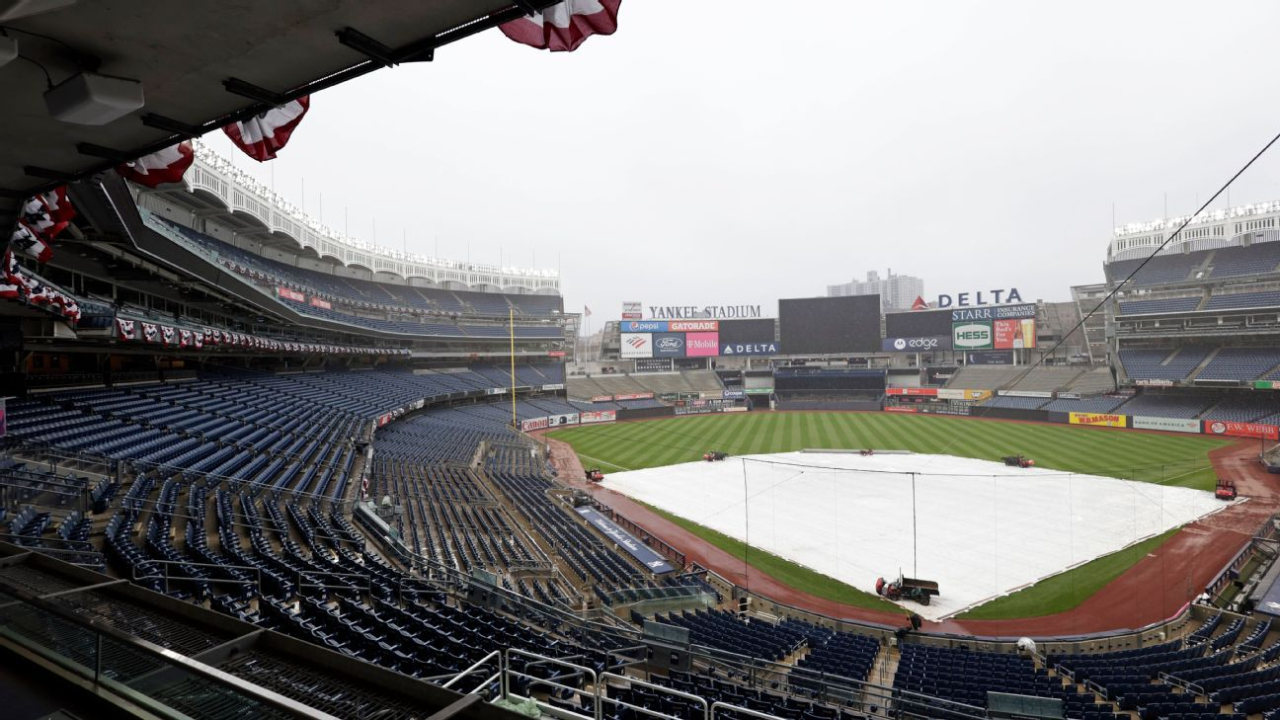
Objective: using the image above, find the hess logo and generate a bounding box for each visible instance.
[953,324,991,347]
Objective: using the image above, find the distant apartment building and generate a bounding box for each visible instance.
[827,270,924,312]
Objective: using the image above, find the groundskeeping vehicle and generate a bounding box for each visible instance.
[876,572,941,606]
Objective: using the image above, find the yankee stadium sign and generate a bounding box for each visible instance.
[649,304,762,319]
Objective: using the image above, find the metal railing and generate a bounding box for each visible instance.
[0,588,343,720]
[129,558,260,594]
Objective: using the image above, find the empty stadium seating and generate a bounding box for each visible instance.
[1208,241,1280,279]
[1195,347,1280,381]
[1119,346,1212,381]
[1118,296,1203,315]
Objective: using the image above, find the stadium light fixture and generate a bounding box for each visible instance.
[45,71,144,125]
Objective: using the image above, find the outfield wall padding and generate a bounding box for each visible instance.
[968,407,1051,423]
[617,406,676,422]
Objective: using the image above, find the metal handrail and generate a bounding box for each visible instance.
[504,648,600,720]
[441,649,502,690]
[601,670,709,720]
[0,586,343,720]
[129,558,261,594]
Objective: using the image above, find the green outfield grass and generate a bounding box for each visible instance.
[549,412,1230,619]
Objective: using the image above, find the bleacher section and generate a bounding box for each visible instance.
[1205,290,1280,311]
[1119,346,1212,382]
[149,213,562,319]
[1118,296,1202,315]
[1114,393,1217,419]
[1106,252,1204,286]
[1209,242,1280,279]
[567,370,723,402]
[1196,347,1280,381]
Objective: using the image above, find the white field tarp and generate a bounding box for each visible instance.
[600,451,1227,620]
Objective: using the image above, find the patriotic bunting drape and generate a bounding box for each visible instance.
[223,97,311,161]
[117,141,195,188]
[500,0,621,52]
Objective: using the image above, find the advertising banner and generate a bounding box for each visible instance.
[1255,381,1280,390]
[634,357,674,373]
[621,321,668,333]
[1069,412,1129,428]
[886,388,939,397]
[720,341,781,356]
[547,350,567,358]
[966,351,1013,365]
[744,387,774,395]
[993,319,1037,349]
[580,410,617,424]
[520,417,549,432]
[950,303,1038,322]
[575,506,675,573]
[669,320,719,332]
[999,390,1053,398]
[590,395,614,402]
[883,405,919,413]
[1204,420,1280,440]
[622,301,642,320]
[277,286,305,302]
[882,336,952,352]
[938,388,991,401]
[614,393,655,401]
[484,387,507,396]
[309,296,331,310]
[685,332,720,357]
[953,321,993,350]
[540,383,565,391]
[549,413,579,427]
[651,332,686,357]
[722,389,746,399]
[1133,416,1201,433]
[621,333,653,359]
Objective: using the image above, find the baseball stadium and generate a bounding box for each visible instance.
[2,3,1280,720]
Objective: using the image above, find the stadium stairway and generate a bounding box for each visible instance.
[1185,347,1223,382]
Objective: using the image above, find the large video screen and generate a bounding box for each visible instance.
[778,295,880,354]
[885,309,951,338]
[719,319,776,345]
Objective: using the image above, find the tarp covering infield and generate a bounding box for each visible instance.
[599,451,1230,620]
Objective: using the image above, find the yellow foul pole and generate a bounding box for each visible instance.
[510,306,517,428]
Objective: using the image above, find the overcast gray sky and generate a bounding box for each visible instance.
[205,0,1280,321]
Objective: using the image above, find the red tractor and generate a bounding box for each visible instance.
[876,573,940,606]
[1002,455,1035,468]
[584,468,605,483]
[703,450,728,462]
[1215,479,1238,501]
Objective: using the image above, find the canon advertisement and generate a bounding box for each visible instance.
[881,335,952,353]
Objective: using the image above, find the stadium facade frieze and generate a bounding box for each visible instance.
[647,305,763,319]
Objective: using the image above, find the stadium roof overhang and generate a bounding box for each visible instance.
[0,0,559,226]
